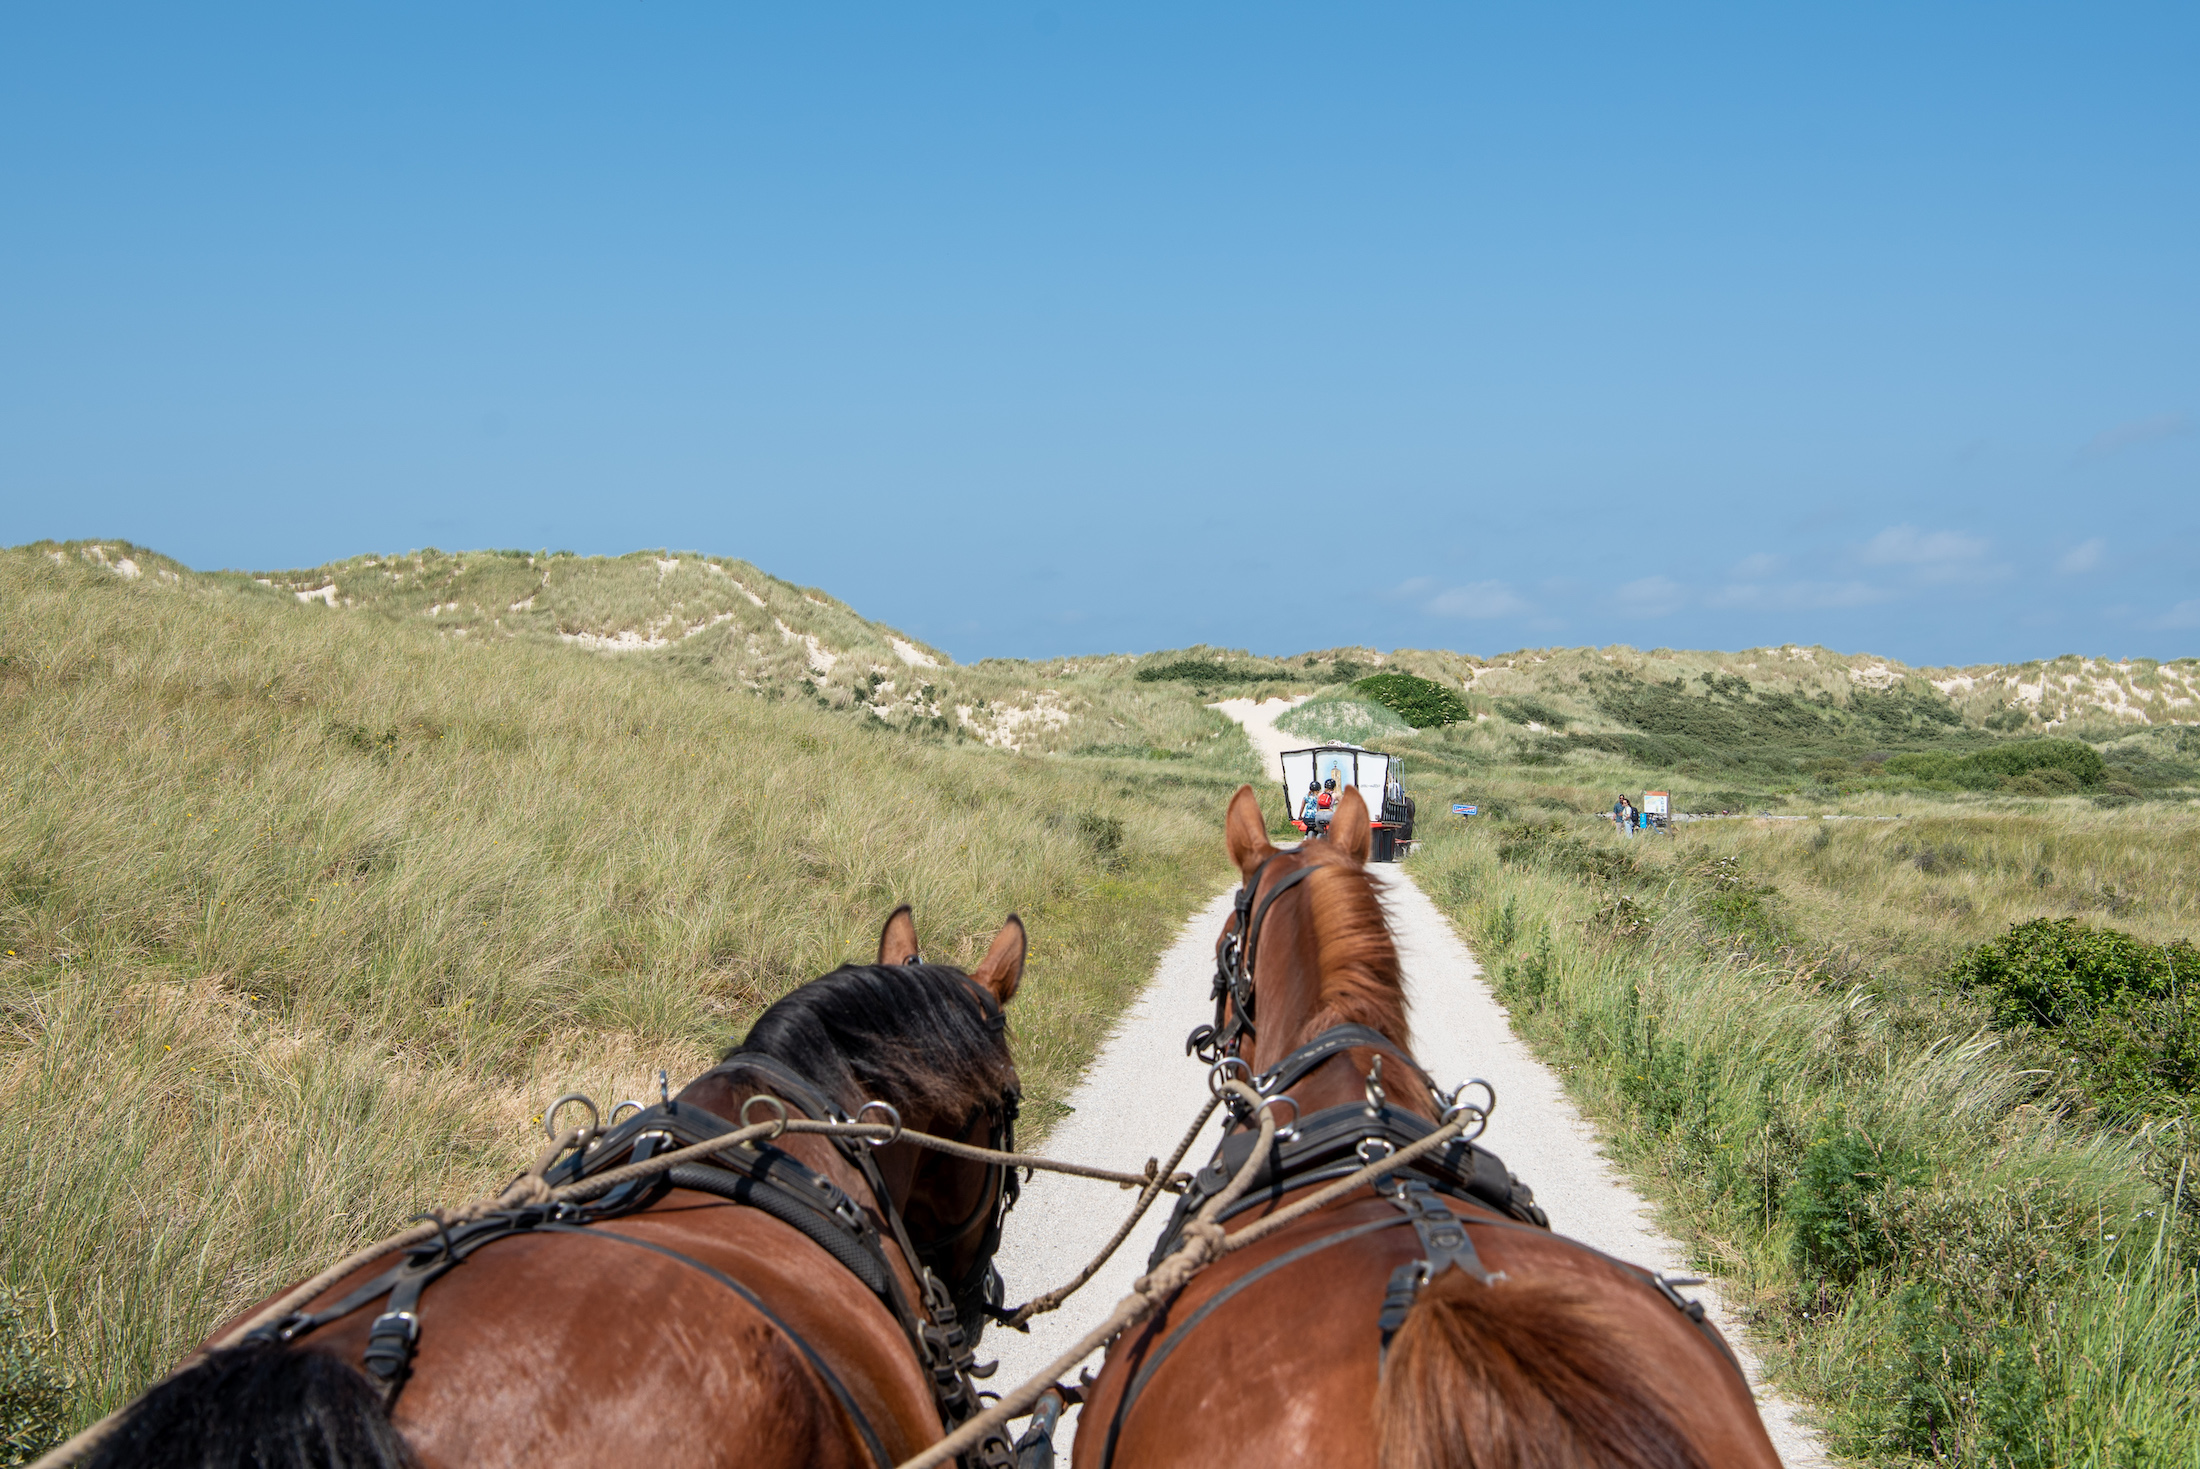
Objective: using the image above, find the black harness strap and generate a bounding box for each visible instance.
[1192,856,1320,1061]
[536,1222,896,1469]
[1376,1179,1500,1357]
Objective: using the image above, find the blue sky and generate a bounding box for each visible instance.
[3,4,2194,666]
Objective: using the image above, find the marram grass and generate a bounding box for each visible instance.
[0,549,1239,1432]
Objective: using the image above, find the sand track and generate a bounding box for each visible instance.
[986,701,1830,1463]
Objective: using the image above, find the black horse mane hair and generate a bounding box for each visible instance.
[84,1342,416,1469]
[715,962,1015,1119]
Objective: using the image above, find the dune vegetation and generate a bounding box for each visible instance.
[8,539,2198,1466]
[1408,778,2200,1464]
[0,544,1248,1449]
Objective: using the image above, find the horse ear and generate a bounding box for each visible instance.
[969,915,1025,1004]
[1225,785,1275,877]
[877,904,921,966]
[1333,786,1371,864]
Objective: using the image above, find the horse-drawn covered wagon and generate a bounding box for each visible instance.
[1279,742,1415,862]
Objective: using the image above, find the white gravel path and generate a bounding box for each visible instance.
[984,702,1834,1464]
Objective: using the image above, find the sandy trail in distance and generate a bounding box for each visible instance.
[986,699,1830,1465]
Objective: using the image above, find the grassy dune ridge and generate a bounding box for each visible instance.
[1408,804,2200,1465]
[0,547,1241,1435]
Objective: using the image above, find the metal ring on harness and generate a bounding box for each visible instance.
[608,1099,646,1126]
[543,1093,599,1143]
[739,1094,790,1138]
[1356,1136,1396,1164]
[1207,1056,1253,1099]
[1439,1079,1496,1141]
[1257,1094,1301,1142]
[855,1100,903,1148]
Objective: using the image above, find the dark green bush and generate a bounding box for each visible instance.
[1490,694,1570,730]
[1884,739,2104,791]
[1134,658,1239,684]
[1948,917,2197,1029]
[1351,672,1471,728]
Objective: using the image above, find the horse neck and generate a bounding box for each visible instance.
[1246,855,1411,1076]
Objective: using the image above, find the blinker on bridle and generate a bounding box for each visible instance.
[1189,852,1319,1065]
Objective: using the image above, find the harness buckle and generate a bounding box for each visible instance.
[369,1309,419,1343]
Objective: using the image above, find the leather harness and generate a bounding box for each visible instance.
[242,1020,1021,1469]
[1094,852,1744,1467]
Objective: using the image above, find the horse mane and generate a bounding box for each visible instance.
[715,963,1015,1118]
[1295,845,1410,1050]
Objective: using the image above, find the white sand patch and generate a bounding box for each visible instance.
[958,691,1074,750]
[561,628,670,652]
[1206,694,1314,781]
[728,579,767,608]
[508,596,535,612]
[114,557,141,580]
[1931,674,1976,695]
[1847,661,1899,689]
[775,618,836,675]
[890,637,939,668]
[47,551,66,566]
[296,585,339,607]
[803,593,830,607]
[655,557,679,580]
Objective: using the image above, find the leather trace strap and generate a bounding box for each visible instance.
[1189,854,1318,1063]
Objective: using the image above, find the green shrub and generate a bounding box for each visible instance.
[1,1297,68,1466]
[1786,1128,1920,1283]
[1885,739,2105,791]
[1351,672,1472,728]
[1135,658,1239,684]
[1490,694,1571,730]
[1948,918,2198,1029]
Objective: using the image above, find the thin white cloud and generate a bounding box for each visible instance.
[1861,524,1988,568]
[2055,538,2106,576]
[2079,412,2193,461]
[1614,575,1686,618]
[1731,552,1784,580]
[2152,599,2200,630]
[1423,580,1528,619]
[1859,524,2006,586]
[1708,580,1893,611]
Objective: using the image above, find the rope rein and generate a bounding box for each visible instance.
[891,1081,1474,1469]
[25,1110,1188,1469]
[34,1077,1477,1469]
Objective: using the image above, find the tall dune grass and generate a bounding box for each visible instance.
[0,549,1238,1433]
[1409,807,2200,1463]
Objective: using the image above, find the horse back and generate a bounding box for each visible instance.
[1079,1192,1777,1469]
[293,1191,942,1469]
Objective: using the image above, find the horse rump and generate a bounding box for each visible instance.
[85,1342,416,1469]
[1375,1268,1709,1469]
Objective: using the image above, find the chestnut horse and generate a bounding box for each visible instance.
[1076,788,1781,1469]
[85,907,1027,1469]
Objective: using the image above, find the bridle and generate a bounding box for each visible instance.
[1188,852,1320,1065]
[922,977,1024,1336]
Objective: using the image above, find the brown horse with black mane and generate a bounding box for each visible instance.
[79,907,1028,1469]
[1076,788,1780,1469]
